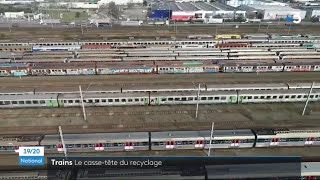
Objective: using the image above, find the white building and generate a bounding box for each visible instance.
[0,0,35,4]
[97,0,143,5]
[247,5,306,19]
[4,12,25,18]
[222,0,286,7]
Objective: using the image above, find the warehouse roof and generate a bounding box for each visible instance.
[151,2,236,11]
[248,5,304,11]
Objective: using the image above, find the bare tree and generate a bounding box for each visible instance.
[108,1,120,19]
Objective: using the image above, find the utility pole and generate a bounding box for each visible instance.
[266,23,270,34]
[302,82,315,116]
[79,85,87,121]
[58,126,67,157]
[287,23,291,34]
[208,122,214,156]
[195,83,200,119]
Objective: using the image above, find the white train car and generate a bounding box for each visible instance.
[127,53,178,57]
[251,43,301,48]
[221,48,269,52]
[238,89,320,104]
[229,52,277,56]
[254,129,320,147]
[281,55,320,60]
[223,39,269,43]
[288,82,320,89]
[77,54,128,58]
[122,84,206,93]
[122,57,176,61]
[178,52,228,56]
[151,131,205,150]
[175,56,227,60]
[61,132,150,151]
[243,34,270,39]
[0,135,41,152]
[205,83,288,91]
[32,45,81,52]
[228,56,279,60]
[279,51,320,55]
[283,62,320,72]
[269,48,313,52]
[0,94,59,108]
[61,93,149,107]
[200,129,256,149]
[149,91,238,105]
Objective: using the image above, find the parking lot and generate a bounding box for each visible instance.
[122,5,148,21]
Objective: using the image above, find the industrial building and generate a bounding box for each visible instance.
[219,0,286,7]
[239,5,306,20]
[300,5,320,18]
[98,0,143,5]
[148,2,246,20]
[4,12,25,19]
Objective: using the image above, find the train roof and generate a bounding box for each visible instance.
[0,94,58,100]
[0,135,41,146]
[199,129,255,138]
[61,92,149,99]
[32,63,96,69]
[205,83,288,90]
[287,82,320,89]
[238,89,320,96]
[35,85,121,94]
[283,62,320,65]
[151,131,202,140]
[63,132,149,144]
[122,84,203,92]
[150,91,237,97]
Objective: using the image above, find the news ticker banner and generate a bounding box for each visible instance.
[47,156,301,169]
[45,156,302,180]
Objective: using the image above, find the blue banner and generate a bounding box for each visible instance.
[19,156,44,166]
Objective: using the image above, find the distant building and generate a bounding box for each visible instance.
[240,5,306,20]
[219,0,286,7]
[98,0,143,5]
[148,2,246,20]
[4,12,25,19]
[300,6,320,18]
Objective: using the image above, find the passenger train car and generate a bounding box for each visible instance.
[1,128,319,153]
[0,89,319,108]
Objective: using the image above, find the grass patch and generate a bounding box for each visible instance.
[44,10,90,22]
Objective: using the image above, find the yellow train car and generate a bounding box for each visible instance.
[215,34,241,40]
[0,45,33,52]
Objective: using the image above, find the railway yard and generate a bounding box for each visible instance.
[1,31,320,179]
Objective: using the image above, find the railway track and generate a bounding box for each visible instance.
[0,72,319,87]
[0,119,318,135]
[1,25,319,40]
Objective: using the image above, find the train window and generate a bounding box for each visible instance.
[115,99,119,102]
[102,99,106,103]
[0,101,3,105]
[128,99,133,102]
[95,99,99,103]
[221,97,226,100]
[208,97,213,100]
[135,98,139,102]
[310,95,314,98]
[174,98,180,101]
[11,101,17,104]
[285,95,290,99]
[75,100,80,103]
[297,95,302,98]
[254,96,259,99]
[316,95,319,98]
[108,99,113,102]
[63,100,67,103]
[181,97,187,101]
[257,139,269,142]
[32,101,39,104]
[161,98,167,101]
[88,99,93,103]
[121,99,126,102]
[248,96,252,99]
[272,96,277,99]
[168,98,173,101]
[140,98,144,102]
[266,96,271,99]
[279,95,284,99]
[68,100,73,103]
[303,95,308,98]
[40,100,45,104]
[214,97,219,100]
[291,95,296,99]
[188,97,193,101]
[201,97,207,100]
[18,101,24,104]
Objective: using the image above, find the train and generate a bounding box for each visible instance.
[1,82,319,96]
[1,59,320,77]
[0,35,320,50]
[0,89,319,108]
[1,128,320,153]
